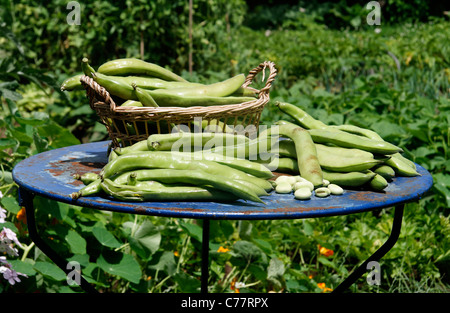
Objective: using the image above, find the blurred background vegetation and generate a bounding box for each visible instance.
[0,0,449,293]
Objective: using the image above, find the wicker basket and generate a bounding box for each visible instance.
[80,61,277,148]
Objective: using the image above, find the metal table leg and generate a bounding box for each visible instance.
[201,218,210,293]
[19,188,98,293]
[333,203,405,293]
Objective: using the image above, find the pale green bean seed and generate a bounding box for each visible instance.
[327,183,344,195]
[293,181,314,192]
[285,176,297,186]
[322,179,330,187]
[275,175,290,185]
[294,187,312,200]
[295,175,305,182]
[276,182,293,194]
[315,187,330,197]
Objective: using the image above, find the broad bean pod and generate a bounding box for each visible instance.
[148,132,249,151]
[260,124,323,187]
[321,170,376,187]
[114,168,264,203]
[60,74,84,91]
[97,58,188,82]
[100,151,272,192]
[274,139,381,171]
[275,102,328,130]
[100,178,236,202]
[307,128,403,155]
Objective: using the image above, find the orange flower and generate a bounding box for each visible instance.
[317,282,333,293]
[230,277,240,293]
[174,251,180,257]
[318,244,334,257]
[16,207,27,224]
[217,246,230,253]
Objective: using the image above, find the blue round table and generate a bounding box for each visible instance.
[12,141,433,293]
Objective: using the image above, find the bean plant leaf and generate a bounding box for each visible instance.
[97,251,142,284]
[1,196,21,214]
[36,120,80,148]
[267,257,285,289]
[34,261,67,281]
[0,138,19,150]
[148,251,177,276]
[92,226,122,249]
[128,219,161,259]
[65,229,87,255]
[179,220,203,242]
[232,240,265,262]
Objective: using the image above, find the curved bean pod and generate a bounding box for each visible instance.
[100,151,271,192]
[322,170,376,187]
[112,168,264,202]
[373,165,396,181]
[275,139,375,163]
[60,74,84,91]
[96,76,202,90]
[97,58,188,82]
[133,84,158,107]
[146,74,245,98]
[148,132,249,151]
[73,172,100,185]
[330,124,417,172]
[275,102,328,129]
[369,173,389,191]
[262,124,323,187]
[307,128,403,155]
[101,178,237,202]
[70,179,102,200]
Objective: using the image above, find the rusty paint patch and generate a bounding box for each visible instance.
[348,191,388,202]
[47,160,105,186]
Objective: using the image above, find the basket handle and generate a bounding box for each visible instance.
[242,61,277,96]
[80,75,117,111]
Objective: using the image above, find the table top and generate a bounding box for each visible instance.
[12,141,433,220]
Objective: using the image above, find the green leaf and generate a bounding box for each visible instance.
[36,120,80,149]
[252,238,272,255]
[33,128,49,153]
[317,256,337,270]
[0,88,22,102]
[267,257,285,278]
[302,220,314,236]
[34,261,67,281]
[128,219,161,259]
[0,138,19,150]
[1,196,21,214]
[173,272,200,293]
[148,251,177,276]
[267,257,285,289]
[97,251,142,284]
[9,259,36,277]
[232,240,264,262]
[179,220,203,242]
[65,229,87,255]
[92,226,122,249]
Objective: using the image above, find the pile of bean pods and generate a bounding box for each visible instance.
[259,101,419,199]
[71,131,275,203]
[61,58,257,107]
